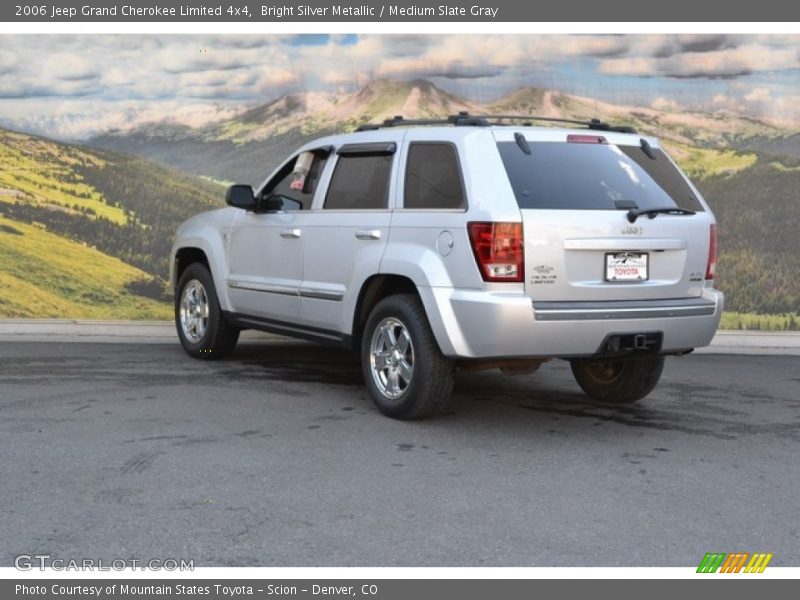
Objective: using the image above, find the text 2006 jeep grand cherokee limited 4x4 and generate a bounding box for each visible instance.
[171,113,723,420]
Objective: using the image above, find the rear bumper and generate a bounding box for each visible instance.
[421,286,724,359]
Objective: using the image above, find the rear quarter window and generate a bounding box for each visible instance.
[404,143,466,209]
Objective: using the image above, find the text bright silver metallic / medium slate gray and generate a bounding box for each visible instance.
[171,116,723,419]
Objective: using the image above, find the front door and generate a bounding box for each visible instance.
[226,149,331,325]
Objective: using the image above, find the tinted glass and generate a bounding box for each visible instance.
[497,141,704,212]
[325,154,393,210]
[404,143,465,209]
[262,152,328,210]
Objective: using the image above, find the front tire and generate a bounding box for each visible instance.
[175,262,239,359]
[570,356,665,404]
[361,294,454,420]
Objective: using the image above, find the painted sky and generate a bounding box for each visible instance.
[1,34,800,139]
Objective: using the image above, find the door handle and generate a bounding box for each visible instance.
[355,229,382,240]
[280,229,302,239]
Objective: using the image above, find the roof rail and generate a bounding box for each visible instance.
[356,113,490,131]
[355,112,636,133]
[482,114,637,134]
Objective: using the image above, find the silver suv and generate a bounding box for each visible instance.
[171,114,723,419]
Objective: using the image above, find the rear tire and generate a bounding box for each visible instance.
[175,262,239,359]
[570,356,665,404]
[361,294,454,420]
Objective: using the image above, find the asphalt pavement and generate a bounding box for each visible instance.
[1,341,798,567]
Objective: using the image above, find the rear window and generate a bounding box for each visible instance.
[497,141,704,212]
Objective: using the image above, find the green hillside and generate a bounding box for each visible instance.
[0,127,224,319]
[697,156,800,316]
[0,130,127,224]
[0,214,169,319]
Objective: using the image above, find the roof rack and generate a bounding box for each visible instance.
[356,113,490,131]
[355,112,636,134]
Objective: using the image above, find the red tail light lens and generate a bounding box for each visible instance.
[467,222,524,283]
[706,223,718,280]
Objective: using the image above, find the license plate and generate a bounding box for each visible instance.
[605,252,649,281]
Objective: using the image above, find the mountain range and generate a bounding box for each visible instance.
[89,78,795,185]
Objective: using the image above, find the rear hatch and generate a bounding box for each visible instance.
[494,130,713,302]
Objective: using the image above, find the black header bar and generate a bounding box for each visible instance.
[3,0,800,22]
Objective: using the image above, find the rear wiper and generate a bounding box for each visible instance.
[626,207,696,223]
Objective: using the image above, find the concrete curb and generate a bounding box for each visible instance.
[0,319,282,344]
[694,331,800,355]
[1,320,799,355]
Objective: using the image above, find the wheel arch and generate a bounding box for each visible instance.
[349,274,457,356]
[351,274,417,349]
[171,234,232,312]
[173,247,209,289]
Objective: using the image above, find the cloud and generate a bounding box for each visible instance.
[0,99,246,139]
[710,93,744,113]
[0,78,101,99]
[559,35,629,58]
[0,50,17,75]
[598,43,800,79]
[651,97,682,111]
[376,58,503,80]
[1,34,800,138]
[43,53,100,82]
[677,34,733,54]
[745,87,772,103]
[318,70,357,85]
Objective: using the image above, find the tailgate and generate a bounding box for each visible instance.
[521,209,710,301]
[494,130,713,302]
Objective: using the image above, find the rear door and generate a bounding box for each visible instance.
[299,136,402,333]
[493,130,713,302]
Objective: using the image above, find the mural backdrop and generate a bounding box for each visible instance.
[0,34,798,328]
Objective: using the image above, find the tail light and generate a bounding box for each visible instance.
[467,222,524,283]
[706,223,717,280]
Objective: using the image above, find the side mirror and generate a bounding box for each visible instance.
[225,184,255,210]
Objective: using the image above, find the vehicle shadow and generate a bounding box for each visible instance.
[229,341,597,416]
[222,341,753,440]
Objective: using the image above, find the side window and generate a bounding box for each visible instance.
[261,150,329,210]
[404,143,465,209]
[324,153,393,210]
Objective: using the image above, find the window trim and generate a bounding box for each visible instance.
[337,142,397,156]
[400,141,468,212]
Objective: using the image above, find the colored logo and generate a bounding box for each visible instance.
[697,552,773,573]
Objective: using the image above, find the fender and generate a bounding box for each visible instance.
[367,242,464,356]
[170,210,236,312]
